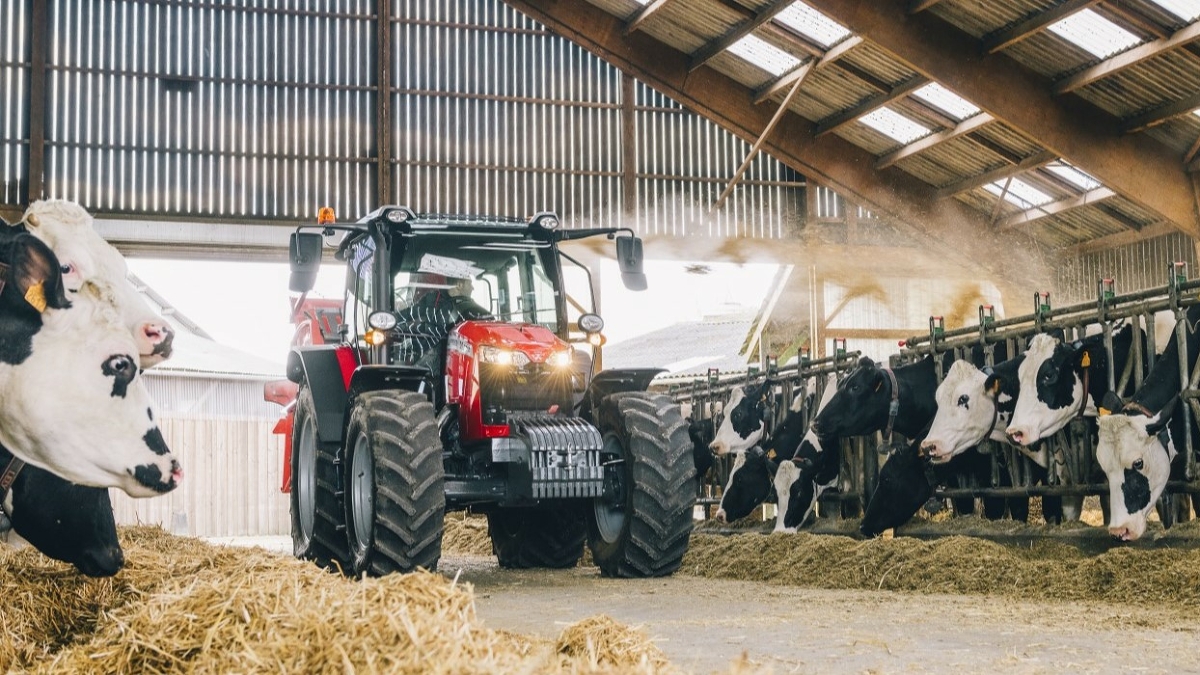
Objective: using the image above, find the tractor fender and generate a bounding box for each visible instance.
[579,367,666,423]
[345,364,432,403]
[288,345,354,446]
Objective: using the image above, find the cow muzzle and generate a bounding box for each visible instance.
[130,458,183,495]
[1006,427,1032,446]
[714,508,728,523]
[920,440,948,463]
[76,544,125,577]
[137,321,175,366]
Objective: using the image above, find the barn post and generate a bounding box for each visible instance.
[25,0,47,206]
[622,72,636,216]
[376,0,393,207]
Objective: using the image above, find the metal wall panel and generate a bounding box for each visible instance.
[1056,232,1199,304]
[0,0,31,207]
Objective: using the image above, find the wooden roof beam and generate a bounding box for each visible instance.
[688,0,797,72]
[623,0,673,36]
[500,0,1051,284]
[907,0,944,14]
[1054,20,1200,94]
[813,76,927,136]
[934,150,1057,199]
[876,112,994,169]
[981,0,1100,54]
[1096,2,1171,40]
[1120,92,1200,134]
[806,0,1200,238]
[997,187,1117,229]
[753,36,862,104]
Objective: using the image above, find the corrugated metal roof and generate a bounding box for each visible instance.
[604,315,755,376]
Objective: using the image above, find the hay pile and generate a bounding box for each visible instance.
[0,527,672,674]
[442,512,494,557]
[682,531,1200,606]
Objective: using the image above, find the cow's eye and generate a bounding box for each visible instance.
[60,263,74,274]
[105,355,136,380]
[957,394,969,409]
[1132,458,1144,471]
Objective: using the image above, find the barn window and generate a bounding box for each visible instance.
[727,35,801,76]
[984,179,1053,210]
[1147,0,1200,21]
[911,83,980,121]
[858,107,931,144]
[1047,9,1142,60]
[774,3,851,48]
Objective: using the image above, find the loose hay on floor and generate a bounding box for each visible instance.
[0,526,670,674]
[442,511,494,557]
[682,530,1200,606]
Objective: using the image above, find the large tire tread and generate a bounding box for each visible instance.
[488,507,587,569]
[590,392,695,578]
[291,387,349,571]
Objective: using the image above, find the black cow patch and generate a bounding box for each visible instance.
[133,463,172,492]
[102,354,137,398]
[144,427,170,456]
[1034,348,1079,410]
[1121,467,1152,515]
[719,448,775,522]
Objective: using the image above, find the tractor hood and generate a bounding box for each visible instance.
[450,321,569,363]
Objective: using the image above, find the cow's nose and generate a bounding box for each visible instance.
[715,509,728,523]
[708,439,728,456]
[1006,427,1026,445]
[170,459,184,484]
[919,440,938,458]
[77,545,125,577]
[1109,526,1132,541]
[140,321,175,356]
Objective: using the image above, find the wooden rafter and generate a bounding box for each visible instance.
[1094,202,1145,231]
[1054,20,1200,94]
[876,113,994,169]
[1120,92,1200,133]
[688,0,796,72]
[805,0,1199,238]
[1096,2,1171,40]
[813,76,926,137]
[907,0,945,14]
[997,187,1117,229]
[753,36,862,104]
[1186,132,1200,165]
[934,150,1057,199]
[982,0,1100,54]
[623,0,672,36]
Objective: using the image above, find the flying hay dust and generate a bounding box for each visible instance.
[0,526,674,674]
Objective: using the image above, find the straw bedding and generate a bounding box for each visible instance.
[0,526,670,675]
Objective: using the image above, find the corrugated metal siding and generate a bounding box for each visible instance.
[0,0,31,207]
[1056,232,1199,303]
[143,372,285,419]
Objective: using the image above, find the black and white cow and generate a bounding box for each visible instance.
[707,379,773,457]
[0,228,181,496]
[1096,304,1200,541]
[2,444,123,577]
[18,200,175,368]
[687,417,716,486]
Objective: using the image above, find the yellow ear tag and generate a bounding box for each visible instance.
[767,449,777,460]
[1080,352,1091,368]
[1098,407,1111,416]
[25,281,47,313]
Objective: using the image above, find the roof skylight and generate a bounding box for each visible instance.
[911,83,981,121]
[1147,0,1200,21]
[984,179,1054,210]
[775,3,852,48]
[858,107,931,144]
[1047,9,1142,60]
[1046,161,1102,191]
[727,35,801,77]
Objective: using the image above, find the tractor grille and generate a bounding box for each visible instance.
[508,413,604,499]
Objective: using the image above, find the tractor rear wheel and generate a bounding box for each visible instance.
[487,506,587,569]
[289,386,349,571]
[588,392,695,578]
[343,390,445,576]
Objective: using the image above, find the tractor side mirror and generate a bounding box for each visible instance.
[616,235,647,291]
[289,232,324,292]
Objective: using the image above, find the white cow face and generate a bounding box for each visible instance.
[708,383,769,456]
[1096,413,1175,541]
[0,280,181,497]
[772,460,802,533]
[21,200,175,368]
[1007,334,1084,446]
[923,361,1001,463]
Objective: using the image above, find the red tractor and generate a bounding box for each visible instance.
[282,206,695,578]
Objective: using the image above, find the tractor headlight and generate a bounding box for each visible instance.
[479,345,530,367]
[368,311,397,330]
[587,333,607,347]
[577,313,604,334]
[365,329,388,346]
[547,349,573,368]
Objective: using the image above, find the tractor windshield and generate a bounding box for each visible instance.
[391,232,560,333]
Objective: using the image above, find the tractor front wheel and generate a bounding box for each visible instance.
[289,386,349,571]
[343,390,445,576]
[588,392,695,578]
[487,506,587,569]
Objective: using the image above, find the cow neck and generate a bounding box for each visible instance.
[881,368,900,443]
[973,371,1001,450]
[1120,402,1174,454]
[0,444,24,504]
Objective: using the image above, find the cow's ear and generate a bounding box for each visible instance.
[1099,391,1124,417]
[1145,397,1178,437]
[858,356,875,369]
[984,374,1003,398]
[12,234,70,312]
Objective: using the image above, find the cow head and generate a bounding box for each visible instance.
[1096,405,1176,542]
[0,278,181,497]
[860,440,935,538]
[923,360,1005,464]
[812,356,891,438]
[0,231,72,366]
[687,417,716,482]
[20,200,175,368]
[6,460,124,577]
[1006,334,1092,446]
[708,380,773,456]
[715,446,776,523]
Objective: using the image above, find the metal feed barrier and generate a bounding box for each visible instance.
[671,262,1200,537]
